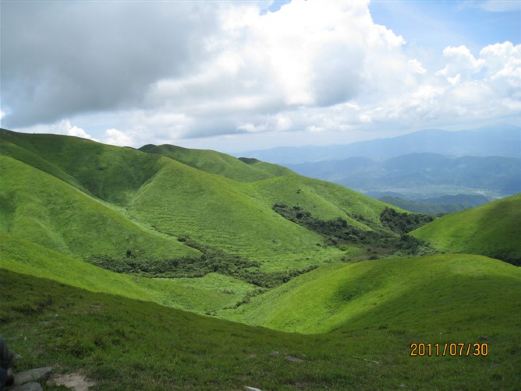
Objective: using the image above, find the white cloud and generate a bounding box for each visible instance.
[67,125,94,140]
[104,128,133,146]
[4,0,521,147]
[14,119,97,141]
[140,0,415,137]
[409,59,427,75]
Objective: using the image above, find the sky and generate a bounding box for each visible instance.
[1,0,520,152]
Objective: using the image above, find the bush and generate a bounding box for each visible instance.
[379,207,433,234]
[273,203,432,256]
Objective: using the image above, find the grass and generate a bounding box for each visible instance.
[412,193,521,263]
[227,254,521,334]
[0,233,255,315]
[2,129,520,389]
[1,266,520,390]
[139,144,279,182]
[0,128,162,205]
[1,128,401,272]
[128,159,338,270]
[0,155,197,260]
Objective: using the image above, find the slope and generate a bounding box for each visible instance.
[0,233,254,314]
[127,157,341,270]
[0,128,163,205]
[1,129,407,272]
[227,254,521,334]
[139,144,287,182]
[0,154,197,260]
[412,193,521,264]
[2,262,520,390]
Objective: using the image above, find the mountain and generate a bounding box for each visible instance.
[377,194,490,215]
[241,126,521,164]
[0,128,400,274]
[2,128,521,390]
[412,193,521,264]
[287,153,521,199]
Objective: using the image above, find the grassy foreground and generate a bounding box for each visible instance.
[1,267,520,390]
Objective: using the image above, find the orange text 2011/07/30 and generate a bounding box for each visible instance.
[409,342,488,357]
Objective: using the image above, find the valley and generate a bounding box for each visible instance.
[1,129,520,390]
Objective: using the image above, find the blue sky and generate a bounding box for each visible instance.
[371,1,520,53]
[2,0,520,151]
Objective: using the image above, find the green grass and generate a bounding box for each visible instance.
[227,254,521,334]
[1,267,520,390]
[128,159,331,266]
[2,129,520,389]
[0,128,162,205]
[140,144,280,182]
[0,233,255,315]
[1,129,400,272]
[413,193,521,263]
[0,155,197,260]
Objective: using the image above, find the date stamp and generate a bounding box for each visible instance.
[409,342,488,357]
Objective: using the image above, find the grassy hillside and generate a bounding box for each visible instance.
[1,129,402,272]
[2,129,520,390]
[128,158,341,270]
[140,144,284,182]
[0,155,197,260]
[413,193,521,264]
[227,254,521,334]
[0,233,255,314]
[0,129,162,205]
[2,268,520,390]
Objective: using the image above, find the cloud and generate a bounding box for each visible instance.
[478,0,521,12]
[104,128,133,147]
[2,0,520,146]
[1,1,221,127]
[14,120,97,141]
[66,125,95,140]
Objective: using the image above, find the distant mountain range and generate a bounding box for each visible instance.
[240,126,521,213]
[376,194,490,215]
[287,153,521,199]
[241,126,521,164]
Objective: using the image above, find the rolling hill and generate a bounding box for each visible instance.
[0,128,405,273]
[0,233,256,315]
[226,254,521,333]
[412,193,521,264]
[1,128,521,390]
[2,254,520,390]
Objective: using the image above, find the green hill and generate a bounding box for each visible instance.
[2,257,520,390]
[0,154,197,260]
[139,144,287,182]
[227,254,521,334]
[0,129,162,205]
[412,193,521,264]
[0,233,255,315]
[1,128,403,272]
[1,129,521,390]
